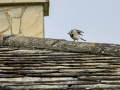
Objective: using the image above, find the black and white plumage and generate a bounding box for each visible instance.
[68,29,86,41]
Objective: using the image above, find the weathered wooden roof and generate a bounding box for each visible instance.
[0,34,120,90]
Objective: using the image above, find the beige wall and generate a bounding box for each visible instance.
[0,0,49,38]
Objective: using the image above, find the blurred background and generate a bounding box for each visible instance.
[44,0,120,44]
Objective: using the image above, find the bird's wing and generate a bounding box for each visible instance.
[71,29,84,36]
[76,29,84,33]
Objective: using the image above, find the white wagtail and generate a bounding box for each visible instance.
[68,29,86,41]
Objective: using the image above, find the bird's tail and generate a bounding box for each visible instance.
[80,38,86,41]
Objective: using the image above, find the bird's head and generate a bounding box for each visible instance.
[67,32,72,35]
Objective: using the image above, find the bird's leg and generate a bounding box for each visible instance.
[74,40,75,41]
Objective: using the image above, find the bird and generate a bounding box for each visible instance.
[68,29,86,41]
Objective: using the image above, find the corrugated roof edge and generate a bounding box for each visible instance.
[0,34,120,57]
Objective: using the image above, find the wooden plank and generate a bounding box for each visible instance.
[2,61,113,66]
[0,56,119,60]
[0,70,58,74]
[78,76,120,80]
[0,80,96,84]
[0,80,99,85]
[59,69,114,73]
[70,84,120,89]
[2,85,68,89]
[26,73,89,77]
[0,77,77,82]
[44,60,120,63]
[0,67,22,70]
[2,63,110,67]
[0,74,24,78]
[2,60,120,63]
[0,66,96,69]
[12,66,97,69]
[0,48,12,51]
[101,80,120,84]
[92,72,120,76]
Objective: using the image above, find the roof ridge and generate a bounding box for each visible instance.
[0,34,120,57]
